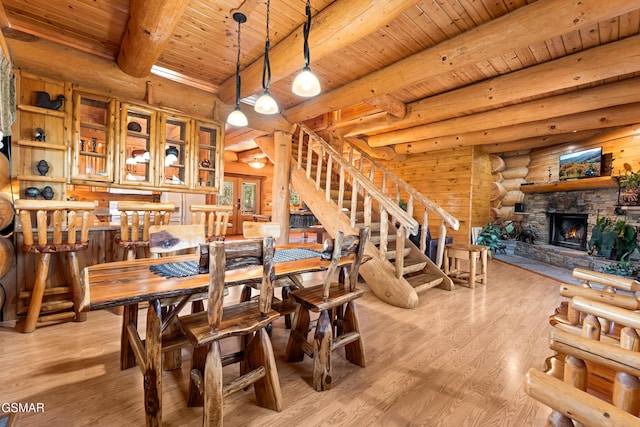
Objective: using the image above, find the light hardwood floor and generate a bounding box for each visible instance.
[0,260,563,426]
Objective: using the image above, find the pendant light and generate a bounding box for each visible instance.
[292,0,321,97]
[227,12,249,127]
[254,0,279,114]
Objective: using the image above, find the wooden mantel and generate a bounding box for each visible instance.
[520,176,618,193]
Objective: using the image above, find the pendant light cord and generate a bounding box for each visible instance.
[303,0,311,67]
[261,0,272,91]
[235,17,242,108]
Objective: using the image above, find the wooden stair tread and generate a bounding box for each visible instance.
[402,257,428,274]
[406,273,444,293]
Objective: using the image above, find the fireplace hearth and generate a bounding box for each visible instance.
[549,213,588,251]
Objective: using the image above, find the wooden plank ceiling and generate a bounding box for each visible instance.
[2,0,640,159]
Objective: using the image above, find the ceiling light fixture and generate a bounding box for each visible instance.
[248,158,266,169]
[292,0,321,97]
[254,0,279,115]
[227,12,249,127]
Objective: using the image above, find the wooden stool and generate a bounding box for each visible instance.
[443,243,488,289]
[115,202,175,260]
[15,200,95,333]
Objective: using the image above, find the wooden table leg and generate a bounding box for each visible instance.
[468,250,477,289]
[121,303,139,370]
[144,299,162,426]
[480,248,488,284]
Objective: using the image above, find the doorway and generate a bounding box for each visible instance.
[209,176,261,235]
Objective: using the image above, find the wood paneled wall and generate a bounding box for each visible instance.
[526,125,640,183]
[382,146,491,244]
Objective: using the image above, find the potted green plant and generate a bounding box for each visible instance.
[618,163,640,205]
[589,217,639,261]
[475,221,504,257]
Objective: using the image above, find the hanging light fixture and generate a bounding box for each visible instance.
[248,157,266,169]
[254,0,279,114]
[227,12,249,127]
[292,0,321,97]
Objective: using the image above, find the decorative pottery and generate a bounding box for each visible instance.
[127,122,142,132]
[200,159,210,168]
[25,187,40,199]
[41,186,54,200]
[92,137,98,152]
[37,159,49,176]
[34,127,46,142]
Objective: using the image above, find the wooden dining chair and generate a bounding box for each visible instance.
[178,237,282,424]
[285,227,369,391]
[189,204,233,242]
[118,224,207,371]
[240,221,302,328]
[115,202,176,260]
[15,199,95,333]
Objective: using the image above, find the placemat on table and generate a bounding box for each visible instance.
[149,248,321,278]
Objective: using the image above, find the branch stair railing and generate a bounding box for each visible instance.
[290,124,460,306]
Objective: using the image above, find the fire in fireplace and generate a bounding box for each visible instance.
[548,213,588,251]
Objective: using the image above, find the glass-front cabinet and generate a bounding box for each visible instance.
[120,103,157,187]
[194,121,222,191]
[160,114,191,190]
[71,92,116,183]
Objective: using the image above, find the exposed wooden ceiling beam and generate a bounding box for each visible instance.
[347,35,640,139]
[284,0,639,124]
[217,0,420,103]
[394,103,640,154]
[117,0,191,78]
[237,148,267,162]
[364,95,406,119]
[7,36,292,134]
[368,76,640,147]
[481,130,607,154]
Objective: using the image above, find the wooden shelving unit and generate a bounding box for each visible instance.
[520,176,618,193]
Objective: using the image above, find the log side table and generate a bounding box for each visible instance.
[443,243,488,289]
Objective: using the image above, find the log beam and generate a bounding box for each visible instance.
[395,103,640,155]
[217,0,419,103]
[7,37,291,134]
[481,130,607,154]
[284,0,639,124]
[350,35,640,140]
[369,75,640,147]
[364,95,406,119]
[117,0,191,78]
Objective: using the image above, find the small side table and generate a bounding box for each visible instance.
[443,243,488,289]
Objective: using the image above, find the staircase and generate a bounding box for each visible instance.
[290,124,460,309]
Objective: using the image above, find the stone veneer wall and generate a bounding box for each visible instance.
[518,188,619,246]
[513,187,640,268]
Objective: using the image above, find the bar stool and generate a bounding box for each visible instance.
[15,200,95,333]
[442,243,488,289]
[189,204,233,242]
[115,202,175,260]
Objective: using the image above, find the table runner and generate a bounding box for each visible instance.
[149,247,322,278]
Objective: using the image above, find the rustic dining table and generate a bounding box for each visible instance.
[79,241,361,426]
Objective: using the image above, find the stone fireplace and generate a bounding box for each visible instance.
[548,213,588,251]
[512,187,621,270]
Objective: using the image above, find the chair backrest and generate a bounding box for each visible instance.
[189,204,232,241]
[242,221,281,239]
[322,226,369,299]
[526,295,640,426]
[207,237,275,332]
[117,202,175,244]
[149,224,206,255]
[15,200,95,251]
